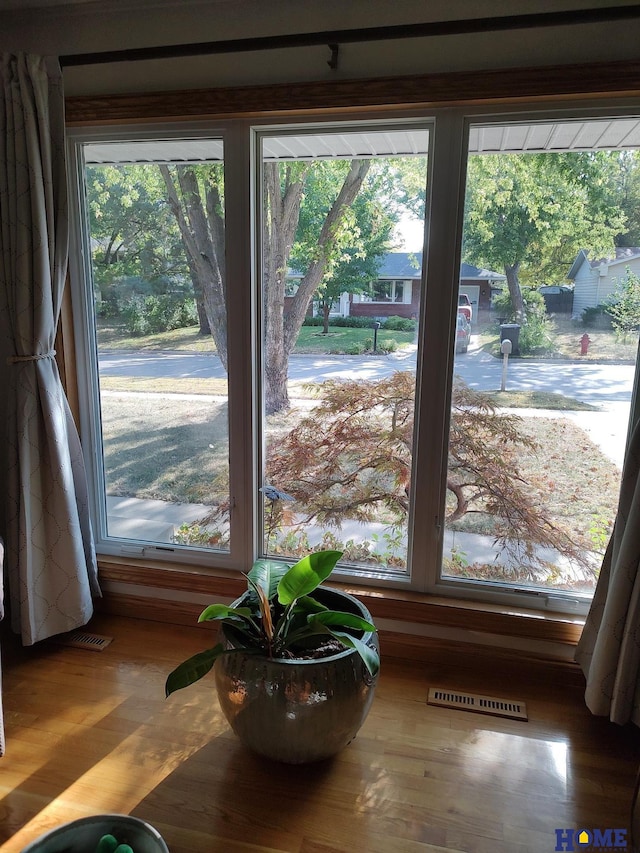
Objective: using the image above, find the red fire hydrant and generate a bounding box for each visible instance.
[580,332,591,355]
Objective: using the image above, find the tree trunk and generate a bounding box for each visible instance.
[185,253,211,335]
[504,261,526,323]
[159,164,227,367]
[263,162,306,414]
[322,301,330,334]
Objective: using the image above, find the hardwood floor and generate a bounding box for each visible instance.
[1,613,639,852]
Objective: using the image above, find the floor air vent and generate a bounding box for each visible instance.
[427,687,528,721]
[55,631,113,652]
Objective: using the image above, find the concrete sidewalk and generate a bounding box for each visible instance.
[104,494,594,586]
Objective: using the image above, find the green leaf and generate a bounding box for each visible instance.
[293,595,329,615]
[308,610,377,633]
[247,559,289,600]
[165,644,224,696]
[277,550,343,605]
[198,604,252,622]
[329,630,380,678]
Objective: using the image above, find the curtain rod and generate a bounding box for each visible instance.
[59,5,640,68]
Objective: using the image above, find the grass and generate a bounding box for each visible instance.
[97,322,216,353]
[482,390,598,411]
[101,376,228,396]
[447,413,620,562]
[97,319,416,355]
[101,395,229,505]
[294,325,415,353]
[99,315,638,363]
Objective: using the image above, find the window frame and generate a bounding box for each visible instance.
[64,80,640,617]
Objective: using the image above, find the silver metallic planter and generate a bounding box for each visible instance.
[214,586,379,764]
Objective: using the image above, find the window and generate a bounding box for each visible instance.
[440,115,640,609]
[367,279,409,303]
[68,134,232,560]
[67,107,640,614]
[257,124,429,576]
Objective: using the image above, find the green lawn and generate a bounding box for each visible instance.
[96,320,416,355]
[294,325,415,353]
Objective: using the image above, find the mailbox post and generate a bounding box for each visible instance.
[500,338,512,391]
[372,321,381,352]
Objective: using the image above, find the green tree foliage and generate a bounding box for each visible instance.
[463,152,625,321]
[87,165,188,316]
[293,165,392,332]
[610,151,640,248]
[267,372,590,578]
[605,267,640,341]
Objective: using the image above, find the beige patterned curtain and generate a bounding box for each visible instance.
[576,417,640,725]
[0,53,100,646]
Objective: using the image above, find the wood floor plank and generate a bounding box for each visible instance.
[1,613,639,852]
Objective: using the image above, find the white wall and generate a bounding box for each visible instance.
[0,0,639,96]
[573,256,640,315]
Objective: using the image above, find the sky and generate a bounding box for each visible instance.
[394,215,425,252]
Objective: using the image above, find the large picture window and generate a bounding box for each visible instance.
[67,108,640,613]
[366,279,409,303]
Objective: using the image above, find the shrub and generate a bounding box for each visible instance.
[331,316,379,328]
[383,316,417,332]
[120,294,198,336]
[377,339,398,353]
[581,305,611,328]
[604,268,640,341]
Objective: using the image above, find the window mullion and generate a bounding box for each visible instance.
[224,121,256,569]
[410,109,468,592]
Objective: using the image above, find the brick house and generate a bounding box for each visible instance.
[291,252,504,325]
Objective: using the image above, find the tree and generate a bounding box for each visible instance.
[290,162,400,333]
[90,155,426,412]
[159,164,226,350]
[463,152,625,322]
[610,151,640,248]
[605,267,640,341]
[263,159,372,412]
[87,164,187,314]
[267,372,590,577]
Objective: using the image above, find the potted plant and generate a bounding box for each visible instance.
[165,550,380,763]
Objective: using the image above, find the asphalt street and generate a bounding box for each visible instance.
[98,343,635,405]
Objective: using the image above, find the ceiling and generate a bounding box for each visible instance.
[82,118,640,165]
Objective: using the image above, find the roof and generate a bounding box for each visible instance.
[568,247,640,279]
[376,253,505,281]
[376,252,422,278]
[460,262,506,281]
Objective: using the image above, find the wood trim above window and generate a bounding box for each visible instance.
[65,59,640,125]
